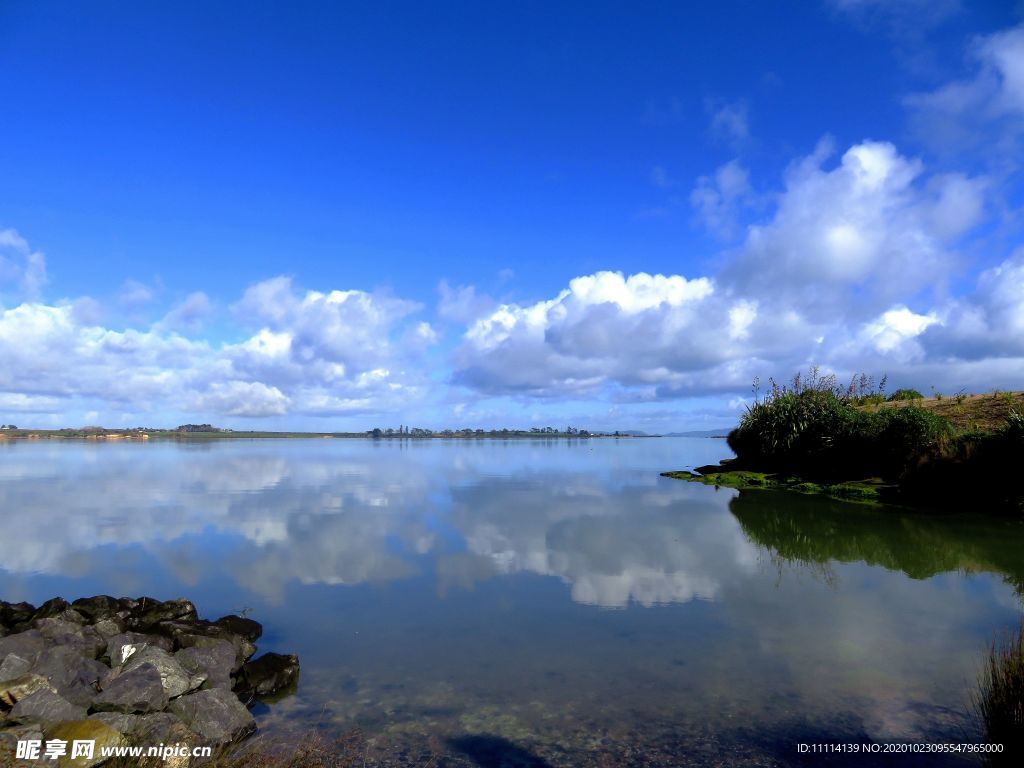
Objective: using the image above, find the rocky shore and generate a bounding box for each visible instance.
[0,596,299,765]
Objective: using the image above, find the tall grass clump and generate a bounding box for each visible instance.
[974,620,1024,757]
[728,368,952,480]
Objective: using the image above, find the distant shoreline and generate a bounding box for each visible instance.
[0,429,660,441]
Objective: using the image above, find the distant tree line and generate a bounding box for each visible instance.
[367,425,592,438]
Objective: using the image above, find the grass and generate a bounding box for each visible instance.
[974,620,1024,763]
[664,369,1024,515]
[867,391,1024,432]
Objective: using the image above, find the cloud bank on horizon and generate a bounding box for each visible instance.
[1,3,1022,431]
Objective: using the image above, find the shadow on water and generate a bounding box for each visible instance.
[446,735,553,768]
[728,490,1024,597]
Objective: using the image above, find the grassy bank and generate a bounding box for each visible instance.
[664,372,1024,515]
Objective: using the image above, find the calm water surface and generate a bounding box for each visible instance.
[2,438,1023,766]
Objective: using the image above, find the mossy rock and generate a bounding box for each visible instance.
[43,720,124,767]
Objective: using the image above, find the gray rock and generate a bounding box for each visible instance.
[168,688,255,744]
[0,630,46,665]
[93,662,168,714]
[34,620,106,658]
[162,622,256,671]
[121,647,204,699]
[235,653,300,698]
[0,674,57,707]
[0,723,45,766]
[0,602,35,632]
[92,616,127,641]
[88,711,142,734]
[175,641,235,690]
[30,598,71,623]
[9,688,87,725]
[71,595,121,622]
[29,646,107,707]
[107,632,173,667]
[128,598,198,631]
[213,615,262,642]
[0,653,32,681]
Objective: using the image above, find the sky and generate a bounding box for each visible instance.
[1,0,1023,432]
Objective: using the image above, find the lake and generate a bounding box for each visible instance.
[2,437,1022,766]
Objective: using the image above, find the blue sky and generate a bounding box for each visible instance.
[1,0,1023,431]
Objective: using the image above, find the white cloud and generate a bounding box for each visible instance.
[189,381,290,417]
[0,251,437,423]
[0,228,47,296]
[690,159,752,237]
[906,24,1024,155]
[453,138,1017,402]
[162,291,213,330]
[118,278,158,307]
[437,280,494,323]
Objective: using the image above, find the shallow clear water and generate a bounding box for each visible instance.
[2,437,1023,766]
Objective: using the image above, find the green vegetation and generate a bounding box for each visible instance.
[666,368,1024,515]
[660,470,888,504]
[975,619,1024,761]
[887,388,924,402]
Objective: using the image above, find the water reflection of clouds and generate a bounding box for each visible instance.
[0,440,751,608]
[2,439,1021,743]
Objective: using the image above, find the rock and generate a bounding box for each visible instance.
[44,720,124,768]
[70,596,121,623]
[120,647,204,699]
[0,674,57,707]
[0,653,32,681]
[168,688,255,744]
[0,630,47,665]
[29,647,107,707]
[234,653,300,699]
[0,602,35,632]
[175,642,235,690]
[107,632,173,667]
[128,598,198,631]
[91,616,127,642]
[88,711,142,734]
[9,688,87,725]
[93,662,168,714]
[0,723,44,766]
[213,615,262,642]
[30,598,72,623]
[34,620,106,659]
[162,622,255,671]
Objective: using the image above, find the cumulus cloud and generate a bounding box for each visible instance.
[0,228,47,296]
[453,138,1016,402]
[162,291,214,330]
[0,252,436,422]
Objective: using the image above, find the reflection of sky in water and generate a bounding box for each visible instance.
[2,438,1022,759]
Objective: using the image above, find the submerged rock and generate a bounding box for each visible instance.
[234,652,300,699]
